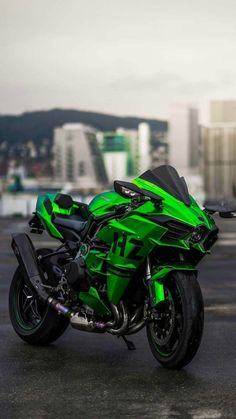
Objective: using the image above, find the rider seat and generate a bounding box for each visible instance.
[52,194,90,241]
[53,214,87,233]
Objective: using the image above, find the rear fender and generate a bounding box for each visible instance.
[150,262,197,305]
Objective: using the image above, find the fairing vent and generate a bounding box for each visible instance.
[202,226,219,250]
[163,220,194,241]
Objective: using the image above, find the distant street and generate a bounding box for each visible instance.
[0,217,236,418]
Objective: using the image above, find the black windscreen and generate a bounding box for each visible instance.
[139,165,191,206]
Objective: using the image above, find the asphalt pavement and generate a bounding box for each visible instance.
[0,217,235,418]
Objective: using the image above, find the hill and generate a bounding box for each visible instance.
[0,108,167,145]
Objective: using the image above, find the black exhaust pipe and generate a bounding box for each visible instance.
[11,233,74,318]
[11,233,50,302]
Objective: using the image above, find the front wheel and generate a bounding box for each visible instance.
[146,271,204,369]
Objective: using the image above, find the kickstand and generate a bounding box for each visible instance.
[119,335,136,350]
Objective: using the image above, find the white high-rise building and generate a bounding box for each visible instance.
[168,104,204,203]
[116,127,139,177]
[53,123,108,191]
[202,124,236,199]
[101,123,151,183]
[138,123,151,174]
[202,100,236,199]
[169,104,199,175]
[104,152,127,182]
[101,132,127,183]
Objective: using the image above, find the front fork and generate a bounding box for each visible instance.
[148,258,197,306]
[147,257,165,306]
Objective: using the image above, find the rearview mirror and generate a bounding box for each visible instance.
[204,203,236,218]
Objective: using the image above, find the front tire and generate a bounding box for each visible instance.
[146,271,204,369]
[9,249,69,345]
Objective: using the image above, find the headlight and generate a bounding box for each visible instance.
[114,180,142,199]
[119,186,140,199]
[191,226,207,243]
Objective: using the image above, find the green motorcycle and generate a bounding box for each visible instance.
[9,165,233,368]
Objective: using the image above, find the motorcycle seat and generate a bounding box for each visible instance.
[53,214,87,233]
[54,193,90,220]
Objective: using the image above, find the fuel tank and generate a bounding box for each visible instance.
[89,191,130,217]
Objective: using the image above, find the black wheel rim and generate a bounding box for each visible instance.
[14,275,47,330]
[149,279,183,357]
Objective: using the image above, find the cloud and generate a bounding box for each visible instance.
[110,73,182,91]
[110,72,236,98]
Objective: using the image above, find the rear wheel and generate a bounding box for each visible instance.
[9,249,69,345]
[146,271,204,369]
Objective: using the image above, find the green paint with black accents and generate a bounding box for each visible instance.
[36,193,85,240]
[79,287,111,316]
[34,167,218,314]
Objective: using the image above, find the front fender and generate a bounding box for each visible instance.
[150,262,197,305]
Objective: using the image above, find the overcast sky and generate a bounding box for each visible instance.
[1,0,236,118]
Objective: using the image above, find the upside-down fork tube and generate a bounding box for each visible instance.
[150,263,197,305]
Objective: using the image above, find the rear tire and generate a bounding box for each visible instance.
[9,249,69,345]
[146,271,204,369]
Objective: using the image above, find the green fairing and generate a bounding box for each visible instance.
[36,194,62,239]
[150,262,197,304]
[87,182,214,307]
[35,169,217,314]
[79,287,111,315]
[89,191,131,217]
[36,193,84,240]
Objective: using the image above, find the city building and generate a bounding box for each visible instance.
[201,101,236,199]
[202,123,236,200]
[169,104,199,175]
[209,100,236,124]
[53,123,108,192]
[100,123,151,183]
[102,132,128,182]
[150,132,168,169]
[138,123,151,175]
[116,128,139,177]
[151,146,168,170]
[168,103,204,203]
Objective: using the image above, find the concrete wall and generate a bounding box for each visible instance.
[0,193,38,217]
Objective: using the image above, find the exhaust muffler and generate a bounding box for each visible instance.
[11,233,49,301]
[12,233,74,318]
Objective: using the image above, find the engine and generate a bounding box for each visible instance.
[64,256,90,292]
